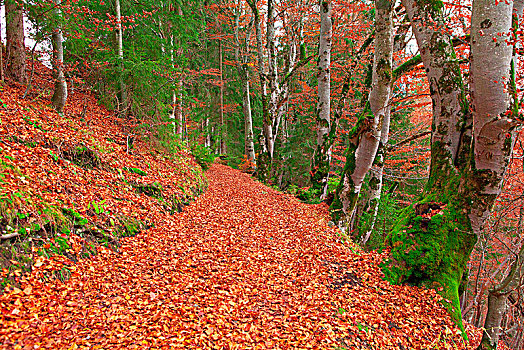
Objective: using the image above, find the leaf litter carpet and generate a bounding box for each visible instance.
[2,165,477,349]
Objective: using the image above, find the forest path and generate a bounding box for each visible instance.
[2,165,468,349]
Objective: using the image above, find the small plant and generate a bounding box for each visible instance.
[190,144,216,171]
[295,186,321,204]
[88,199,106,215]
[124,167,147,176]
[49,151,59,162]
[62,207,88,226]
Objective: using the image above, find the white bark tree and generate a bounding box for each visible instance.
[311,0,333,200]
[114,0,126,117]
[380,0,521,335]
[331,0,394,230]
[479,244,524,349]
[51,0,68,113]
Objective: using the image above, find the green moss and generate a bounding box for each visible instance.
[330,104,374,225]
[381,192,475,338]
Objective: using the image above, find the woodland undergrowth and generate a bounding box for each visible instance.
[0,64,207,292]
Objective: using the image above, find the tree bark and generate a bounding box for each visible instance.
[331,0,394,230]
[311,0,333,200]
[469,0,515,235]
[382,0,519,335]
[51,0,68,113]
[265,0,277,159]
[114,0,126,117]
[359,113,390,245]
[219,39,227,155]
[478,244,524,350]
[5,0,27,84]
[242,79,255,162]
[233,6,256,163]
[247,0,271,182]
[0,17,4,83]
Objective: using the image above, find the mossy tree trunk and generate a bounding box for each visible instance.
[330,0,394,230]
[382,0,519,337]
[311,0,333,200]
[359,112,390,245]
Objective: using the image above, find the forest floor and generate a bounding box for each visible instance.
[2,162,488,349]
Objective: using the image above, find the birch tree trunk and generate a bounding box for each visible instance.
[114,0,126,117]
[311,0,333,200]
[242,79,255,162]
[51,0,67,113]
[331,0,394,229]
[5,0,27,84]
[265,0,278,159]
[359,112,390,245]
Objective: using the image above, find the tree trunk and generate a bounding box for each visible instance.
[311,0,333,200]
[114,0,126,116]
[475,3,523,349]
[468,0,515,235]
[51,0,67,113]
[204,118,211,148]
[219,39,227,155]
[0,17,4,83]
[359,112,390,245]
[172,89,183,136]
[478,244,524,350]
[331,0,393,229]
[233,7,255,164]
[5,0,27,84]
[382,0,519,335]
[247,0,271,182]
[242,79,255,162]
[265,0,277,160]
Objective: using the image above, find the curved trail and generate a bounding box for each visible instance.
[1,165,466,349]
